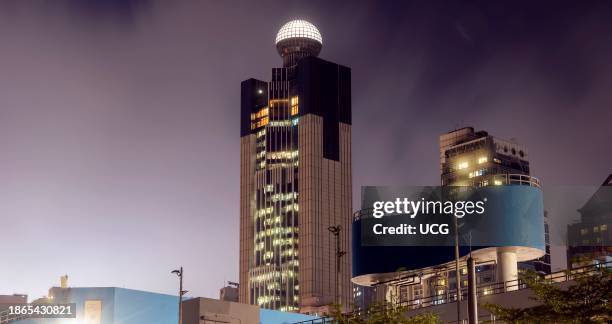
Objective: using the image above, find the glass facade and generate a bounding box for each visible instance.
[246,67,301,311]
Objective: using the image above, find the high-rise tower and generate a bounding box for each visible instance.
[239,20,352,313]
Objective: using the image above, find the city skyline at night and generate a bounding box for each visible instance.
[1,0,611,303]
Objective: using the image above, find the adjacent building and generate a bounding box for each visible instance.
[567,174,612,268]
[6,286,177,324]
[182,297,319,324]
[440,127,549,282]
[239,20,352,313]
[351,127,547,310]
[440,127,531,187]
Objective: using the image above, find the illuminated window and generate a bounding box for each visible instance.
[269,120,291,127]
[251,107,269,120]
[478,156,488,164]
[290,96,299,116]
[251,116,269,130]
[594,226,599,233]
[580,228,589,235]
[469,169,485,178]
[601,224,608,231]
[494,180,503,185]
[457,162,469,170]
[493,158,502,164]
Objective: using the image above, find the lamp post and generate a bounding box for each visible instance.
[453,216,461,324]
[171,267,188,324]
[328,225,346,307]
[467,256,478,324]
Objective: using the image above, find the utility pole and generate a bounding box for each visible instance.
[454,216,461,324]
[171,267,188,324]
[467,256,478,324]
[328,225,346,308]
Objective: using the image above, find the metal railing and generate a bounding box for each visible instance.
[447,314,498,324]
[294,260,610,324]
[0,311,29,324]
[494,174,541,188]
[392,259,609,311]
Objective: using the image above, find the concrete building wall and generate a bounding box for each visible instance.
[298,115,352,312]
[239,134,256,304]
[220,286,239,302]
[183,297,259,324]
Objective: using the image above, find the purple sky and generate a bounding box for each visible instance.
[1,0,611,300]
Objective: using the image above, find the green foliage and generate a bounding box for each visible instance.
[329,302,440,324]
[484,267,612,323]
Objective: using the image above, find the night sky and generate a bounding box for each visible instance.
[1,0,611,300]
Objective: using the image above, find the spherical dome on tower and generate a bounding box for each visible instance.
[275,19,323,66]
[275,20,323,44]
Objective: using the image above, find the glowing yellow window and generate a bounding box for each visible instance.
[478,156,488,164]
[290,96,299,116]
[457,162,468,170]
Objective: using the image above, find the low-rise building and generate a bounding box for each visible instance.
[182,297,320,324]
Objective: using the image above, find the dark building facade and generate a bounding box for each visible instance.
[567,174,612,268]
[240,20,352,314]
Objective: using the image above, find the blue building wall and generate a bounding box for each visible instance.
[14,287,177,324]
[112,288,177,324]
[13,288,316,324]
[260,308,319,324]
[353,186,545,279]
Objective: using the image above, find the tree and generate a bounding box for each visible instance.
[484,266,612,323]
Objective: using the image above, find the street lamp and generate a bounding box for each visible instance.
[171,267,188,324]
[328,225,346,307]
